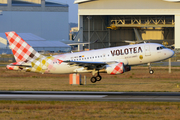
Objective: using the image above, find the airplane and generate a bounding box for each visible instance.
[124,28,175,49]
[124,28,145,45]
[5,31,174,83]
[61,27,94,46]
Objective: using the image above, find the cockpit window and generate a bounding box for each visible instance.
[157,46,166,50]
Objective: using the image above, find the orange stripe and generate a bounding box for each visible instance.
[69,74,73,84]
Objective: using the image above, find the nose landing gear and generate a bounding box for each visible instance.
[148,63,154,74]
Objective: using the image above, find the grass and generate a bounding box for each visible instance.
[0,101,180,120]
[0,66,180,119]
[0,67,180,92]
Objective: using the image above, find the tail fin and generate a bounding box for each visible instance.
[5,31,44,62]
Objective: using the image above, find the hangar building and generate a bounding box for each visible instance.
[75,0,180,50]
[0,33,71,54]
[0,0,69,41]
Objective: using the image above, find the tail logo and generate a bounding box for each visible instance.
[5,31,42,62]
[57,59,63,64]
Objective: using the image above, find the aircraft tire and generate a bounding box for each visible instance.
[90,77,97,83]
[149,70,154,74]
[96,75,102,81]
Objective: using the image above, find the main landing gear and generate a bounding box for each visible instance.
[90,71,102,83]
[148,63,154,74]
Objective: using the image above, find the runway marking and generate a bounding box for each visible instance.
[0,95,107,99]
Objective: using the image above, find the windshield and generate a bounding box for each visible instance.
[157,45,166,50]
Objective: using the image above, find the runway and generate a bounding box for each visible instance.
[0,91,179,102]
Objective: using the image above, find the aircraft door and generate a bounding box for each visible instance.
[145,45,151,56]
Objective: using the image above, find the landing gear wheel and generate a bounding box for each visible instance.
[96,75,102,81]
[90,77,97,83]
[149,70,154,74]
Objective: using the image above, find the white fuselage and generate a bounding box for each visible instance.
[48,43,174,74]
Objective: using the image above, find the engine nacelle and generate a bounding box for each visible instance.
[6,65,20,70]
[106,62,125,75]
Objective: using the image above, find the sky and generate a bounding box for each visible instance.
[59,0,78,23]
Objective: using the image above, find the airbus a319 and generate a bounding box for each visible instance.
[6,31,174,83]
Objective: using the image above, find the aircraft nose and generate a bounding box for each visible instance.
[169,49,175,58]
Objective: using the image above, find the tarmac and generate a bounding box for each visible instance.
[0,91,179,102]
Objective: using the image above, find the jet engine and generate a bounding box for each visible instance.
[6,63,32,72]
[6,65,21,70]
[106,62,125,75]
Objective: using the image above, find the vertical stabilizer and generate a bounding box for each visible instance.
[133,28,142,41]
[5,31,44,62]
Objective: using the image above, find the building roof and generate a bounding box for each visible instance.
[0,33,45,41]
[164,0,180,1]
[45,0,68,7]
[0,33,70,48]
[74,0,94,4]
[74,0,180,4]
[11,0,68,7]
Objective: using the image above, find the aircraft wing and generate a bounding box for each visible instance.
[64,61,107,70]
[124,40,144,44]
[67,39,98,46]
[67,42,90,46]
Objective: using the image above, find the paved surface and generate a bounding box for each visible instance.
[0,91,180,102]
[151,62,180,66]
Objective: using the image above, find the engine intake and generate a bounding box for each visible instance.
[106,62,125,75]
